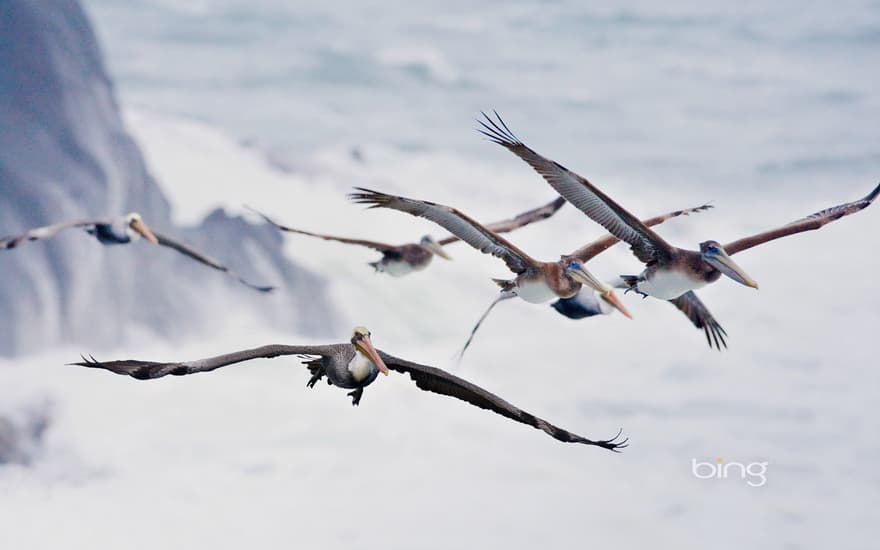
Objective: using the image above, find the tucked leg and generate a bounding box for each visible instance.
[305,362,326,389]
[347,388,364,406]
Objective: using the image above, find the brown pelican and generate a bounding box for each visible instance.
[477,112,880,303]
[71,326,627,451]
[248,197,566,277]
[348,188,633,318]
[0,212,274,292]
[453,203,717,355]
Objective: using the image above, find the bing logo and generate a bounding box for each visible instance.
[692,457,769,487]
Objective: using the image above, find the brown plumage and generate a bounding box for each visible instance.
[69,327,627,451]
[248,197,565,277]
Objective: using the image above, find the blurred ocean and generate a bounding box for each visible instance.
[1,1,878,549]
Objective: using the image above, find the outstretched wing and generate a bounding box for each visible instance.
[0,218,110,250]
[380,352,627,451]
[478,111,676,265]
[722,182,880,256]
[437,196,566,246]
[70,344,339,380]
[152,231,275,293]
[248,207,400,253]
[569,203,714,262]
[349,188,539,274]
[667,291,728,350]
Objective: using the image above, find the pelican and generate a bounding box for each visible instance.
[71,326,627,451]
[0,212,274,292]
[348,188,634,319]
[477,112,880,303]
[248,197,566,277]
[453,203,717,356]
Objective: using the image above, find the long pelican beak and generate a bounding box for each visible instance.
[600,291,633,320]
[424,240,452,260]
[356,335,389,376]
[131,218,159,245]
[568,266,633,319]
[705,251,759,289]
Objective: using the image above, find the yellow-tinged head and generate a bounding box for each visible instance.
[125,212,159,245]
[350,326,389,375]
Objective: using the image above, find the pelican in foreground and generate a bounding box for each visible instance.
[248,197,566,277]
[71,326,627,451]
[0,213,274,292]
[478,112,880,302]
[348,188,634,319]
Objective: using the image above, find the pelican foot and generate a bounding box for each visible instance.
[347,388,364,407]
[623,287,649,299]
[306,366,325,388]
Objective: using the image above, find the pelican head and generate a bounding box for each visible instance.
[125,212,159,245]
[350,326,389,376]
[419,235,451,260]
[700,240,759,289]
[562,257,633,319]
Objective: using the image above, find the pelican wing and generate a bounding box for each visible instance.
[0,218,110,250]
[723,182,880,256]
[70,344,339,379]
[152,231,275,293]
[349,188,538,274]
[380,352,627,451]
[667,291,728,350]
[248,207,400,253]
[569,203,714,262]
[436,196,566,246]
[478,112,676,265]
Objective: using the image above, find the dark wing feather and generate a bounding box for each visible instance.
[152,231,274,292]
[70,345,339,380]
[570,203,713,262]
[478,111,676,264]
[247,207,400,252]
[349,188,538,274]
[436,196,566,246]
[380,352,627,451]
[723,182,880,256]
[0,218,111,250]
[667,291,728,350]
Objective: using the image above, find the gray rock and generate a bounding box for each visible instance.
[0,0,339,356]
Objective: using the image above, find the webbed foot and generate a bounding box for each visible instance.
[347,388,363,406]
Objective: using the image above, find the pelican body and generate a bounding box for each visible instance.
[71,326,627,451]
[303,326,388,405]
[368,236,446,277]
[88,213,158,245]
[493,257,598,304]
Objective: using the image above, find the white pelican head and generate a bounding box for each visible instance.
[350,326,389,376]
[419,235,451,260]
[125,212,159,244]
[561,257,633,319]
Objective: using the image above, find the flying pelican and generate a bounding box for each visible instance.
[452,203,718,355]
[477,112,880,303]
[0,212,274,292]
[248,197,566,277]
[348,188,634,319]
[71,326,627,451]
